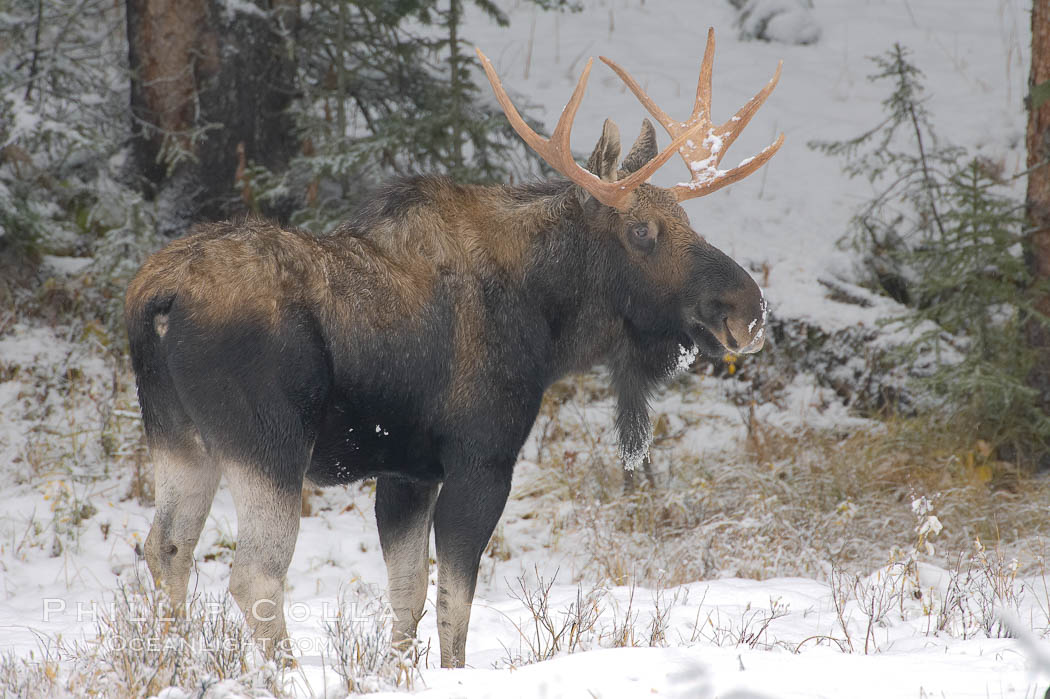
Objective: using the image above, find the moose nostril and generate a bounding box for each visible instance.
[722,316,739,350]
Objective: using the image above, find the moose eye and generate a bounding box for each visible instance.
[628,221,657,252]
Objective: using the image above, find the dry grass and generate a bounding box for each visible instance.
[495,531,1050,671]
[0,330,147,562]
[528,371,1050,588]
[497,570,690,668]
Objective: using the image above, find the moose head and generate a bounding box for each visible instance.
[477,27,779,361]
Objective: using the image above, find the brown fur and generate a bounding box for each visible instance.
[323,178,574,412]
[341,178,566,281]
[126,218,438,333]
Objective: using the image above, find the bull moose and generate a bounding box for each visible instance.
[125,29,781,668]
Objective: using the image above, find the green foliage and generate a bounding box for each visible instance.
[1,0,565,296]
[0,0,160,332]
[896,159,1050,458]
[811,44,1050,463]
[0,181,46,259]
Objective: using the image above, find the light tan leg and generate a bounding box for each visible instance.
[435,571,476,668]
[224,462,302,659]
[144,444,220,610]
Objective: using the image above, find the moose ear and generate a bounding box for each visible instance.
[619,119,658,176]
[585,119,622,183]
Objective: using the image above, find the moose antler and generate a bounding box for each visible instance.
[476,29,782,209]
[600,28,784,201]
[476,49,697,210]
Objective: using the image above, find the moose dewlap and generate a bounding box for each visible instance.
[125,28,780,669]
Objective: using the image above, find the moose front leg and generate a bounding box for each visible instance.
[432,461,513,668]
[375,477,440,646]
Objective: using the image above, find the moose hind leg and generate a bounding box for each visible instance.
[376,478,440,646]
[432,463,513,668]
[144,441,220,610]
[225,463,302,658]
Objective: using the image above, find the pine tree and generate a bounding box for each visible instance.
[126,0,300,234]
[900,159,1050,455]
[0,0,159,329]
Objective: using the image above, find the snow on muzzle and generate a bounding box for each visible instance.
[722,289,768,355]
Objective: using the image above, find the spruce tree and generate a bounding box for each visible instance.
[262,0,573,230]
[811,44,962,304]
[813,45,1050,464]
[901,159,1050,456]
[0,0,130,255]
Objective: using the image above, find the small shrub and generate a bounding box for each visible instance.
[321,584,425,693]
[503,569,604,664]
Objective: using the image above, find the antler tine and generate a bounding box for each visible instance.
[601,29,715,134]
[475,48,588,173]
[477,48,626,209]
[671,57,783,202]
[602,28,784,203]
[694,27,715,123]
[479,35,782,209]
[714,59,782,159]
[599,57,675,134]
[549,59,592,144]
[595,56,728,197]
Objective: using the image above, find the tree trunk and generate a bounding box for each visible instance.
[1026,0,1050,467]
[448,0,464,176]
[126,0,300,235]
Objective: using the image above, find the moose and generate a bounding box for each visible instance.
[125,29,781,668]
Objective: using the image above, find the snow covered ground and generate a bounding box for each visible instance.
[1,0,1048,696]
